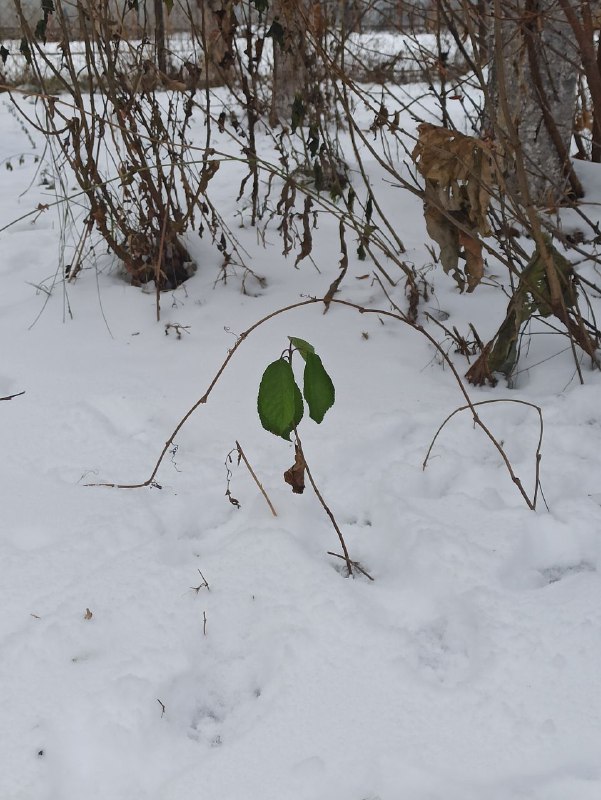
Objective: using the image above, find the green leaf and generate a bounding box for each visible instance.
[163,0,174,12]
[288,336,315,362]
[303,353,335,424]
[287,381,304,439]
[258,358,303,440]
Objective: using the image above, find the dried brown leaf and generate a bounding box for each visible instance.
[199,160,220,195]
[459,230,484,292]
[413,123,496,291]
[295,196,313,267]
[284,445,306,494]
[159,72,188,92]
[424,205,462,287]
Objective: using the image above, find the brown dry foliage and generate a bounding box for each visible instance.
[284,445,306,494]
[412,123,497,292]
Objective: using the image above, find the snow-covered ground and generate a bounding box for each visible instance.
[2,82,601,800]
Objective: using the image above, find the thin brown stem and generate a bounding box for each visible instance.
[423,398,544,509]
[88,295,540,511]
[86,299,320,488]
[294,431,354,577]
[327,551,374,581]
[235,440,278,517]
[155,210,169,322]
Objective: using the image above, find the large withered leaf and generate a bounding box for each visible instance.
[424,205,462,288]
[413,123,495,289]
[459,230,484,293]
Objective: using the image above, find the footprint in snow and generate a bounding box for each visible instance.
[188,703,224,746]
[411,615,476,688]
[539,561,596,585]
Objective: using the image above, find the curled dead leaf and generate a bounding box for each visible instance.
[284,445,306,494]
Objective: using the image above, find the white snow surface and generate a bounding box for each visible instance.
[2,89,601,800]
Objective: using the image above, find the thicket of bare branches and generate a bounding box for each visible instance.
[2,0,601,382]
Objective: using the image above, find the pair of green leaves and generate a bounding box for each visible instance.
[258,337,335,440]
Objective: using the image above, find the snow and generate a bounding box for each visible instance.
[2,81,601,800]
